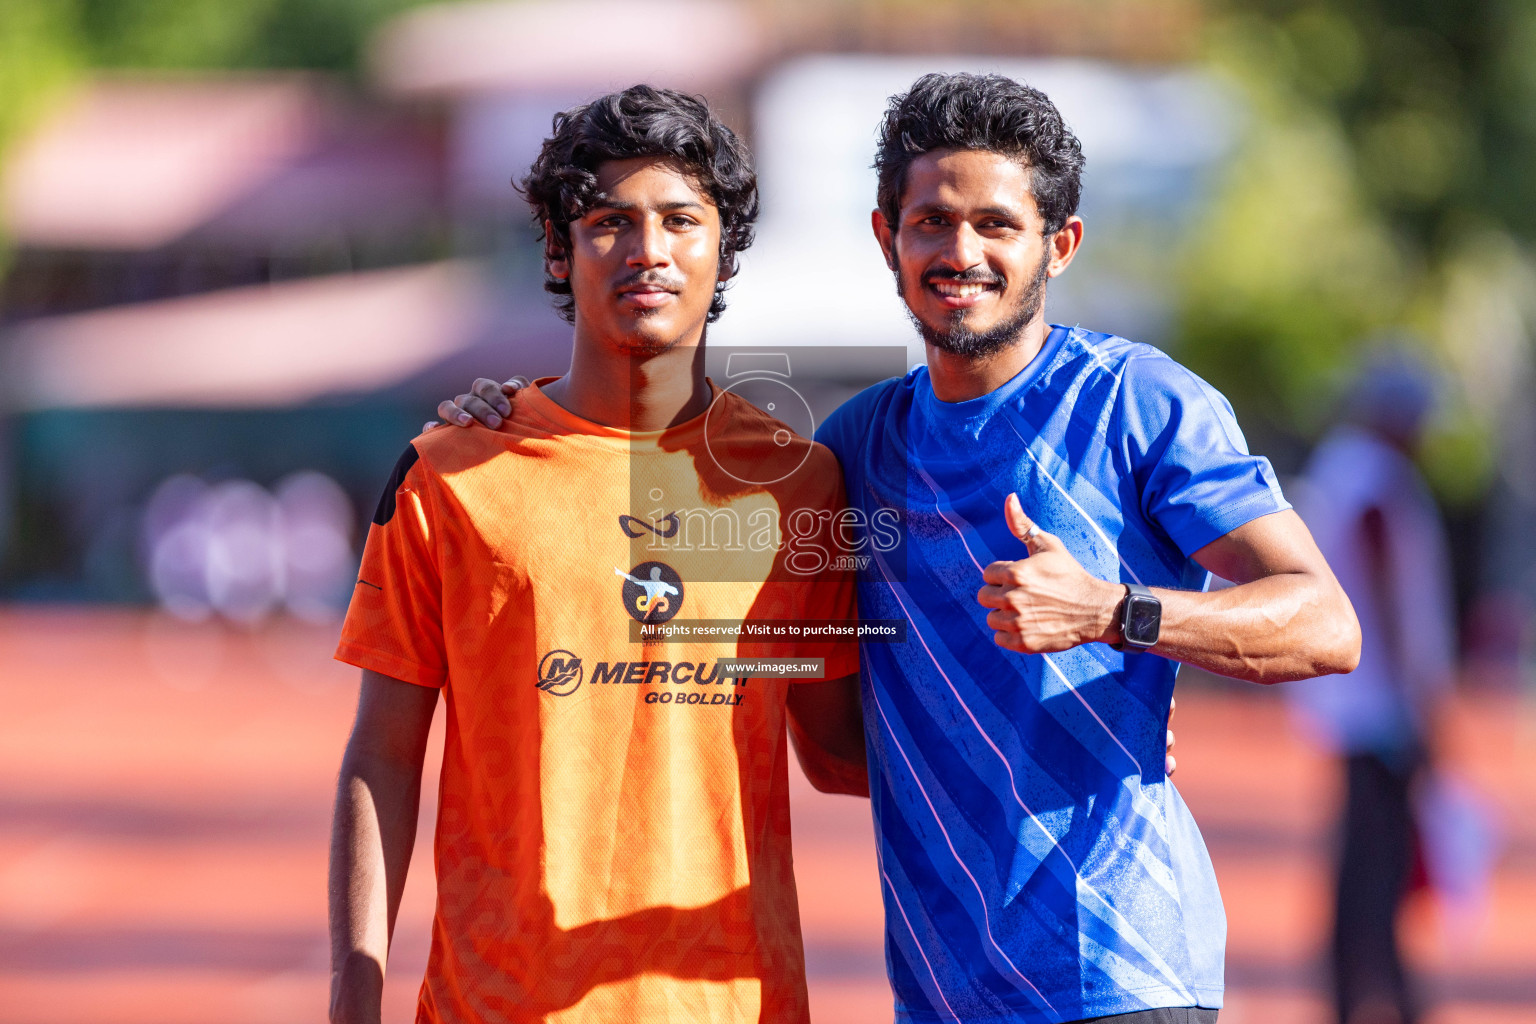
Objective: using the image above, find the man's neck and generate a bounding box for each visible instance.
[541,325,711,432]
[925,316,1051,404]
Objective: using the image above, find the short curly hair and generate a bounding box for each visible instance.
[875,73,1085,235]
[518,85,758,323]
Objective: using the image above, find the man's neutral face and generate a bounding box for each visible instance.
[885,149,1055,356]
[559,157,724,354]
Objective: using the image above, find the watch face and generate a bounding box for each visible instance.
[1125,595,1161,646]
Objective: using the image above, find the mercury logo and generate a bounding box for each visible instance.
[536,649,583,697]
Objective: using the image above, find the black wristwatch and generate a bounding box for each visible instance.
[1115,583,1161,650]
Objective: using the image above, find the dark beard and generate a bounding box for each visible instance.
[902,248,1052,358]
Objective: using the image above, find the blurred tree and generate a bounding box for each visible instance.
[0,0,78,274]
[0,0,80,251]
[1178,1,1536,503]
[71,0,440,73]
[0,0,448,269]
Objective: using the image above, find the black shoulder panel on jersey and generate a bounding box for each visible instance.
[372,443,421,526]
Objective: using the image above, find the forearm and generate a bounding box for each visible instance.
[1084,572,1360,684]
[982,508,1360,683]
[785,674,870,797]
[788,719,870,796]
[328,749,424,1024]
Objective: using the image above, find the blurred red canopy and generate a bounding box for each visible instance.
[0,261,492,410]
[2,75,325,251]
[370,0,767,98]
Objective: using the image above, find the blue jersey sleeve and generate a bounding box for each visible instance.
[814,375,902,470]
[1117,353,1290,557]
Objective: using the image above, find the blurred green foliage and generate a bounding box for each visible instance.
[0,2,76,185]
[1178,1,1536,500]
[0,0,436,153]
[69,0,433,72]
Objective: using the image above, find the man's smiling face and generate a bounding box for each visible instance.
[879,148,1058,358]
[554,156,725,355]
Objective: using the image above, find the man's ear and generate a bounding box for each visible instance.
[544,218,570,280]
[871,208,898,272]
[1046,215,1085,279]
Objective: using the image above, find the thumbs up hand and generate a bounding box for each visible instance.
[976,493,1124,654]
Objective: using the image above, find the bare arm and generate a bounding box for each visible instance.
[785,673,869,797]
[328,670,439,1024]
[1156,508,1361,681]
[977,494,1360,684]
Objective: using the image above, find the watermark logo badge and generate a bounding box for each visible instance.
[703,352,817,486]
[536,649,584,697]
[625,345,912,584]
[616,561,685,623]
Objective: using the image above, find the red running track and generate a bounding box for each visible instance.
[1,609,1532,1023]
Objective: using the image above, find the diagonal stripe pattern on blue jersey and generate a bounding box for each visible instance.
[816,326,1290,1022]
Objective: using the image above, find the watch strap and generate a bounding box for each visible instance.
[1111,584,1130,651]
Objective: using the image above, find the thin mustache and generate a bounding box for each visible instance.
[924,270,1004,286]
[617,273,685,292]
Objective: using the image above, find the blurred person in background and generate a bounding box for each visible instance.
[327,86,868,1024]
[443,73,1360,1024]
[1290,350,1455,1024]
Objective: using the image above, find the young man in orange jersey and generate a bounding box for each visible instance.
[327,87,868,1024]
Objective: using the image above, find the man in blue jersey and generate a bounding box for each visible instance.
[812,73,1359,1024]
[440,73,1359,1024]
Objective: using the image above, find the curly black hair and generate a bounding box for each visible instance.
[518,85,758,323]
[875,73,1085,236]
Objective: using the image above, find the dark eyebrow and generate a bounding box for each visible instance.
[590,198,708,214]
[974,205,1025,221]
[908,202,1025,222]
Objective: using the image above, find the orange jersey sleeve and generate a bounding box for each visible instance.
[336,442,447,688]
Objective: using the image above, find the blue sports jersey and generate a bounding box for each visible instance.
[815,325,1290,1022]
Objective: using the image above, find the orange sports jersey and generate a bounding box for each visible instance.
[336,381,859,1024]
